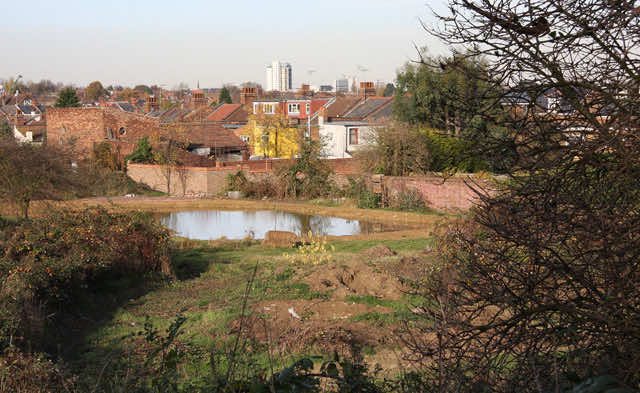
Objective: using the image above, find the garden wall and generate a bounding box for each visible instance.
[383,175,493,211]
[127,161,493,211]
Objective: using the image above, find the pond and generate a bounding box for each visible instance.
[160,210,403,240]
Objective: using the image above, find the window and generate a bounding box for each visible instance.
[349,128,359,145]
[288,103,300,114]
[253,103,259,114]
[240,136,250,143]
[119,127,126,136]
[61,126,66,134]
[262,104,275,114]
[306,103,310,114]
[105,127,114,140]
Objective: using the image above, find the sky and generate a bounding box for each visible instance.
[0,0,449,89]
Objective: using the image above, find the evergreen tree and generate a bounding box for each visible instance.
[218,87,232,104]
[55,87,81,108]
[382,83,395,97]
[125,136,153,163]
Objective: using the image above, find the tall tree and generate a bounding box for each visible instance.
[403,1,640,392]
[134,85,153,95]
[85,81,107,101]
[382,83,395,97]
[54,87,81,108]
[218,86,232,104]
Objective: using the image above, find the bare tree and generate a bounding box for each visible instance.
[401,1,640,392]
[152,124,189,196]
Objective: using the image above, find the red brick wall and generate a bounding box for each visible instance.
[128,163,488,212]
[47,107,160,158]
[383,175,493,211]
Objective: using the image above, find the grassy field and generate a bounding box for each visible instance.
[66,235,437,384]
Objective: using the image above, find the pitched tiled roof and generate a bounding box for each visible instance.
[223,106,249,122]
[324,96,362,118]
[178,123,248,150]
[206,104,242,121]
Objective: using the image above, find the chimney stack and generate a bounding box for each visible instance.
[240,87,259,105]
[359,82,376,98]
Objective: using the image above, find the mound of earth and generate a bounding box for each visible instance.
[361,245,396,258]
[303,258,404,300]
[231,299,394,354]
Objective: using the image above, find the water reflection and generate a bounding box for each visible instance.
[160,210,397,240]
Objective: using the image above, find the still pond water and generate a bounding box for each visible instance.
[160,210,401,240]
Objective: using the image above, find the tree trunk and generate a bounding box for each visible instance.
[18,198,30,219]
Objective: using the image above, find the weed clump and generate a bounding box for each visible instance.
[285,232,335,265]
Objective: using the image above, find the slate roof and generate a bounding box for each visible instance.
[116,102,136,112]
[366,102,393,121]
[343,97,392,119]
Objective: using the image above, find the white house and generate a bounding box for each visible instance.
[317,96,393,159]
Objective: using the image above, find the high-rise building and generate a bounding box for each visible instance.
[266,61,293,91]
[334,76,358,93]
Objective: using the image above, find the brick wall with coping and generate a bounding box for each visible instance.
[128,162,489,211]
[383,175,494,211]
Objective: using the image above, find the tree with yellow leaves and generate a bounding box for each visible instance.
[245,104,300,158]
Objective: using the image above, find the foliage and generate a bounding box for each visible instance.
[357,122,487,175]
[134,84,154,95]
[219,86,233,104]
[382,83,395,97]
[74,166,157,198]
[285,232,334,265]
[127,136,154,163]
[344,176,382,209]
[27,79,60,96]
[54,86,81,108]
[84,80,107,101]
[400,0,640,392]
[0,120,11,140]
[225,170,248,192]
[246,106,299,158]
[0,348,76,393]
[92,141,121,170]
[388,187,426,212]
[0,207,171,352]
[279,137,335,199]
[0,139,78,218]
[356,122,431,176]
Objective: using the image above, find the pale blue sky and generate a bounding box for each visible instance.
[0,0,448,88]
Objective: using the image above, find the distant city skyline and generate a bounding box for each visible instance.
[0,0,449,88]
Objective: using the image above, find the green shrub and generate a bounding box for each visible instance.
[225,170,248,192]
[0,207,171,351]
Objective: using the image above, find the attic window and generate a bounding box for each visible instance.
[119,127,126,136]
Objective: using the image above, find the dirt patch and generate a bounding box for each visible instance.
[302,258,404,300]
[233,299,394,354]
[361,245,396,258]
